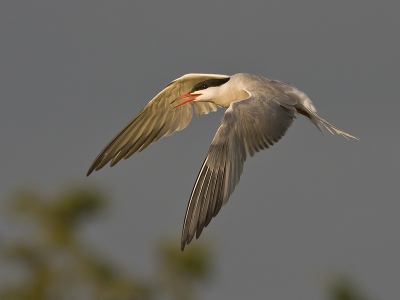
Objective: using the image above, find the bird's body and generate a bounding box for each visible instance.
[87,73,358,250]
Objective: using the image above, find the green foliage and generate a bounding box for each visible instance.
[157,240,213,300]
[9,187,104,246]
[0,185,373,300]
[159,240,212,279]
[328,276,370,300]
[0,186,212,300]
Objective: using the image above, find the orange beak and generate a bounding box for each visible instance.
[172,92,202,108]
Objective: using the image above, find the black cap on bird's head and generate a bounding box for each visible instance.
[174,77,231,107]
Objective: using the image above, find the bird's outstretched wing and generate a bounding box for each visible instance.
[181,91,297,250]
[87,73,229,176]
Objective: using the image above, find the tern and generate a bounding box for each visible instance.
[87,73,358,250]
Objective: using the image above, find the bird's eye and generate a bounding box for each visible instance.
[189,78,227,93]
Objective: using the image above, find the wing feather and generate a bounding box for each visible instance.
[181,91,297,250]
[87,74,229,176]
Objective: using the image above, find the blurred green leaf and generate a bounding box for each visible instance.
[159,239,212,279]
[0,186,214,300]
[328,276,371,300]
[1,185,373,300]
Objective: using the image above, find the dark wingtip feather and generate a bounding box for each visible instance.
[86,165,95,176]
[181,237,187,252]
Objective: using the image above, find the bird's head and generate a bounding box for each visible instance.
[174,77,230,107]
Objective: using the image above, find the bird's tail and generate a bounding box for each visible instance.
[305,108,359,140]
[289,87,358,140]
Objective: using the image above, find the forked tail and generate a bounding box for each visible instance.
[300,107,359,140]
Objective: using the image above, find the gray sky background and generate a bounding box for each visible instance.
[1,1,399,299]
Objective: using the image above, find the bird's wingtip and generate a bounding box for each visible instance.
[86,166,95,177]
[180,239,187,252]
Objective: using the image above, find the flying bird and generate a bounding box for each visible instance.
[87,73,358,251]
